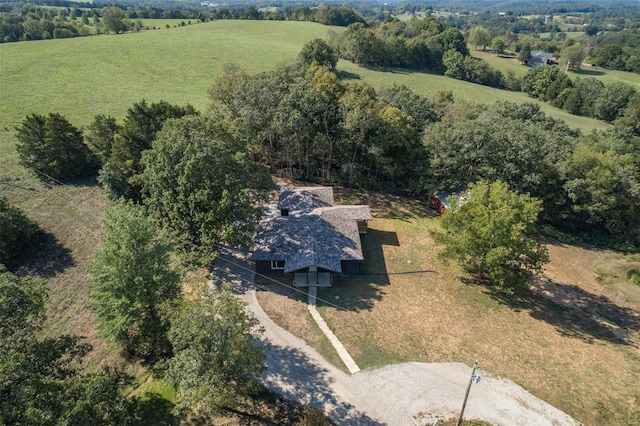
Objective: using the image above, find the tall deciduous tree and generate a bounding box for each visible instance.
[434,180,549,293]
[298,38,338,70]
[101,7,128,34]
[491,36,507,56]
[0,197,38,263]
[518,41,532,64]
[15,113,99,181]
[562,130,640,241]
[1,270,131,425]
[166,284,265,416]
[88,201,179,360]
[467,26,492,51]
[140,115,271,265]
[100,100,197,201]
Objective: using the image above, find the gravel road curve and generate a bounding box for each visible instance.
[213,251,581,426]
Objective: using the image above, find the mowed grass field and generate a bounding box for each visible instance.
[0,20,345,176]
[257,189,640,426]
[335,59,611,132]
[1,19,612,178]
[471,49,640,88]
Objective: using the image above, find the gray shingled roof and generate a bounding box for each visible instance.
[252,187,371,274]
[277,187,335,215]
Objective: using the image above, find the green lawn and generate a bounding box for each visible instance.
[471,49,640,88]
[336,60,611,132]
[539,31,584,39]
[0,20,344,177]
[1,20,615,180]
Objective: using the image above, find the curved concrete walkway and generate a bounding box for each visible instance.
[212,250,580,426]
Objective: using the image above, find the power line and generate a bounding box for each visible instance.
[1,166,105,236]
[214,248,350,313]
[211,253,462,404]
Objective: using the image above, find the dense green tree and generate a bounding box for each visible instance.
[1,271,131,425]
[88,201,179,360]
[617,93,640,134]
[467,26,492,51]
[298,38,338,70]
[491,36,507,55]
[406,35,442,71]
[141,115,271,265]
[591,43,625,69]
[593,82,637,122]
[85,114,120,162]
[101,7,129,34]
[379,84,437,132]
[100,100,197,200]
[300,65,345,181]
[443,49,466,80]
[15,113,99,181]
[423,102,575,222]
[166,284,265,416]
[343,23,385,67]
[562,130,640,241]
[0,14,23,42]
[562,43,584,70]
[207,66,250,118]
[434,28,468,56]
[0,197,38,263]
[518,41,532,64]
[434,180,549,293]
[562,78,604,116]
[521,65,572,102]
[338,84,384,186]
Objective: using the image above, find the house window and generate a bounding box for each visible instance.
[271,260,285,270]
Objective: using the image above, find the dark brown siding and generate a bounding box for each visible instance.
[340,260,360,277]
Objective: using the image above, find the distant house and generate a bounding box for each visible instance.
[429,191,450,215]
[527,51,555,67]
[429,187,467,215]
[252,186,372,287]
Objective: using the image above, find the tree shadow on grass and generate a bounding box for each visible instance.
[569,68,606,77]
[525,277,640,346]
[335,69,361,81]
[5,229,74,278]
[260,342,384,425]
[222,388,336,425]
[130,392,177,425]
[333,187,436,221]
[468,276,640,346]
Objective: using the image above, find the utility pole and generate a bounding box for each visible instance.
[457,360,480,426]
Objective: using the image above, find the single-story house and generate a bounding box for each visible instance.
[251,186,371,287]
[527,51,555,67]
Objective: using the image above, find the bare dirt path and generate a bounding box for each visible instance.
[212,250,580,426]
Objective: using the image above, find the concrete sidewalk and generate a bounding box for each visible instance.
[307,286,360,374]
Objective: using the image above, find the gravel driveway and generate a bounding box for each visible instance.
[212,251,580,426]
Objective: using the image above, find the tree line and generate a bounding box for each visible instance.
[0,2,367,42]
[13,43,640,248]
[331,19,640,126]
[521,65,639,130]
